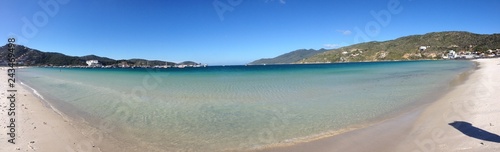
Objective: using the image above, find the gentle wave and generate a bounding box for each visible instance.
[19,81,71,122]
[20,81,45,100]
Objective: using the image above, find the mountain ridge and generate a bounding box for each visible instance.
[249,48,328,65]
[250,31,500,64]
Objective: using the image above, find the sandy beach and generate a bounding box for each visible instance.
[394,58,500,151]
[262,58,500,152]
[0,68,102,152]
[2,59,499,152]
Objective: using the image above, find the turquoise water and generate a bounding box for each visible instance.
[17,61,474,151]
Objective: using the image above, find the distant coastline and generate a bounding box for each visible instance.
[0,44,206,68]
[2,31,499,68]
[250,31,500,65]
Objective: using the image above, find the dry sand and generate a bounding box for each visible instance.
[0,68,102,152]
[394,58,500,152]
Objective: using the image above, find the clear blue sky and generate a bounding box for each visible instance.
[1,0,499,65]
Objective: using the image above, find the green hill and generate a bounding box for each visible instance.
[301,31,500,63]
[249,48,328,65]
[0,45,191,66]
[0,45,82,65]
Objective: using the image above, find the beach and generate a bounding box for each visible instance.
[262,58,500,152]
[395,58,500,151]
[0,68,102,152]
[2,59,498,152]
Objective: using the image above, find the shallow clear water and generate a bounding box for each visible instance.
[17,60,474,151]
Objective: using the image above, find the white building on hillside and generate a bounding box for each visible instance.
[86,60,100,66]
[419,46,427,51]
[448,50,457,59]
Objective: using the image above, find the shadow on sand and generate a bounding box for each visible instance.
[449,121,500,143]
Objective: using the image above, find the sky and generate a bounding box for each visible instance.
[1,0,499,65]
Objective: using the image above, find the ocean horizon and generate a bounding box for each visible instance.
[17,60,474,151]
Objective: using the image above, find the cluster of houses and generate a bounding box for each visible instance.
[443,49,500,59]
[86,60,101,67]
[418,45,500,60]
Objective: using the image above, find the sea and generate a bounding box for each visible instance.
[16,60,474,151]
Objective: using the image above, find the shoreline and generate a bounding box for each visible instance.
[0,68,102,152]
[11,73,142,152]
[256,86,447,152]
[261,58,500,152]
[2,59,493,151]
[394,58,500,151]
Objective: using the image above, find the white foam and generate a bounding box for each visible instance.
[20,81,45,100]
